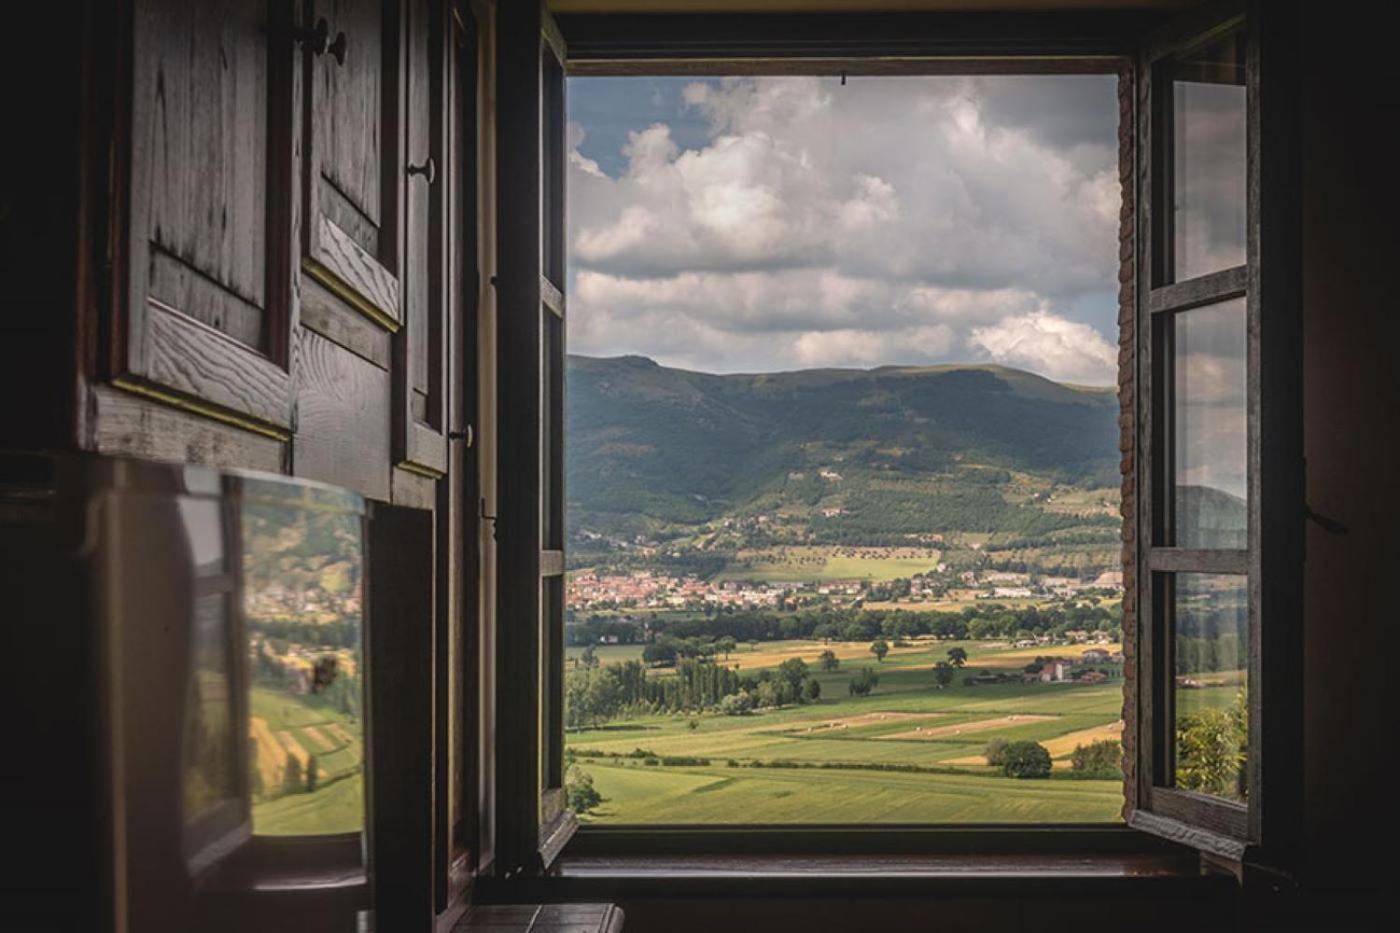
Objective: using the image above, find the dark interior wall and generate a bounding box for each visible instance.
[1298,0,1398,902]
[0,4,85,450]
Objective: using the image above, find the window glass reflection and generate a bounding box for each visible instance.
[1173,298,1247,548]
[242,481,365,835]
[1171,31,1247,281]
[183,593,236,821]
[1173,573,1248,802]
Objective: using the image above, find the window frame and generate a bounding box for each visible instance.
[488,3,1301,869]
[1129,0,1303,869]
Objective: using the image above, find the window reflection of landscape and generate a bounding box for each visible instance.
[241,480,366,836]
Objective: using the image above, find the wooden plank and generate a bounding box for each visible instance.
[1146,786,1248,841]
[540,549,564,578]
[557,11,1154,66]
[567,56,1124,77]
[1251,0,1304,863]
[91,384,284,472]
[140,299,291,428]
[317,0,384,226]
[495,0,546,878]
[1146,548,1248,574]
[148,247,264,351]
[1130,809,1246,862]
[405,421,449,476]
[394,0,450,477]
[455,903,623,933]
[540,275,565,319]
[538,809,580,874]
[368,503,436,933]
[136,0,268,311]
[407,0,433,399]
[320,174,383,257]
[310,215,404,328]
[292,328,392,501]
[300,274,392,370]
[1147,265,1247,315]
[392,465,438,510]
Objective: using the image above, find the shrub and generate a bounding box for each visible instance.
[984,736,1010,766]
[1001,741,1052,779]
[719,691,755,716]
[1070,739,1123,775]
[565,765,602,814]
[849,667,880,697]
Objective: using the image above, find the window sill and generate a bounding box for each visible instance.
[482,849,1226,903]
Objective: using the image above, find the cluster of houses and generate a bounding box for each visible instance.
[244,579,362,624]
[566,571,788,611]
[946,568,1124,601]
[1024,647,1124,684]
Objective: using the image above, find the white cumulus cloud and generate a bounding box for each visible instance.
[567,75,1122,383]
[968,311,1119,385]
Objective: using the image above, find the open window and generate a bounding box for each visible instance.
[1130,0,1302,868]
[488,0,1301,874]
[495,0,576,876]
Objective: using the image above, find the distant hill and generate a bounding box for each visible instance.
[567,354,1122,544]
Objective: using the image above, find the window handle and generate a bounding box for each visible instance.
[1304,503,1347,535]
[407,156,437,186]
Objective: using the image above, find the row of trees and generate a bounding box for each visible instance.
[565,656,829,728]
[567,602,1122,651]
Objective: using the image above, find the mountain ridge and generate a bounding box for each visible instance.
[566,353,1122,543]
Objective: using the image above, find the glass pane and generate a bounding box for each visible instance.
[242,481,366,835]
[1173,573,1248,801]
[183,593,237,821]
[1170,31,1247,281]
[1173,298,1247,548]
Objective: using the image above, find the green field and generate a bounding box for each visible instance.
[249,685,365,835]
[567,637,1126,823]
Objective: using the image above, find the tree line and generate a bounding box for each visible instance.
[567,602,1122,651]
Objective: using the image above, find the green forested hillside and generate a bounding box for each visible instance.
[566,354,1120,548]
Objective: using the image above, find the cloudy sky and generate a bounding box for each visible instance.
[566,74,1123,385]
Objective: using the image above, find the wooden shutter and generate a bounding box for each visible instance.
[302,0,405,336]
[394,0,450,476]
[116,0,294,437]
[495,0,575,877]
[1131,0,1302,872]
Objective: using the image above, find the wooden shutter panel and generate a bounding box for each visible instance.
[394,0,450,476]
[495,0,575,878]
[118,0,294,436]
[302,0,405,335]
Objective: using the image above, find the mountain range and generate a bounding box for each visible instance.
[566,354,1126,545]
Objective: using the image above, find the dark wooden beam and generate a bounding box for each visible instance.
[558,10,1159,71]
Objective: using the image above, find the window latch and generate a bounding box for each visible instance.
[481,498,498,541]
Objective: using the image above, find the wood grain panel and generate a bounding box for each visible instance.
[300,274,392,369]
[392,465,438,509]
[318,0,383,225]
[310,215,403,327]
[293,327,391,500]
[147,248,263,350]
[142,299,290,428]
[136,0,267,311]
[407,0,432,397]
[92,385,284,472]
